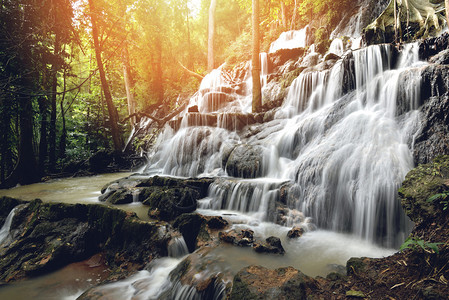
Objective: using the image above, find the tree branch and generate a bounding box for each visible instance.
[178,61,204,80]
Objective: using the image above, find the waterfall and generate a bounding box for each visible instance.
[260,52,268,88]
[168,236,189,258]
[145,41,426,247]
[329,39,344,56]
[0,207,18,245]
[269,28,308,53]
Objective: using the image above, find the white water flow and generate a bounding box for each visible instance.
[269,28,308,53]
[0,207,18,245]
[147,42,424,249]
[72,257,183,300]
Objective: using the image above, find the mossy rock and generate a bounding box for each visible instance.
[144,187,199,221]
[0,199,170,282]
[173,213,209,253]
[398,155,449,223]
[229,265,314,300]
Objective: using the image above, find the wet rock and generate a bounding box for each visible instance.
[160,246,232,299]
[0,197,25,225]
[101,189,134,204]
[413,65,449,164]
[225,144,264,178]
[324,52,341,61]
[136,175,214,198]
[300,53,320,68]
[229,265,317,300]
[419,32,449,61]
[287,226,304,238]
[268,48,305,72]
[206,216,229,230]
[219,229,254,247]
[398,155,449,223]
[188,105,199,112]
[145,186,199,221]
[253,236,285,255]
[173,213,209,253]
[0,199,170,282]
[429,49,449,65]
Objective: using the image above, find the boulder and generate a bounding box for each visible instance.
[398,155,449,223]
[268,48,305,72]
[219,229,254,247]
[253,236,285,255]
[188,105,199,112]
[173,213,209,253]
[287,226,304,239]
[225,144,265,178]
[413,65,449,164]
[0,199,170,283]
[229,265,317,300]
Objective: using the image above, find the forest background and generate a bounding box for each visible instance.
[0,0,351,187]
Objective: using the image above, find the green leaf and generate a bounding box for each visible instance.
[427,193,446,203]
[399,237,414,252]
[426,243,441,254]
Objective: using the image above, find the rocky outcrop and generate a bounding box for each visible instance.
[229,265,317,300]
[100,175,215,221]
[413,65,449,164]
[268,48,305,73]
[173,213,229,253]
[0,198,171,283]
[224,144,265,178]
[399,155,449,223]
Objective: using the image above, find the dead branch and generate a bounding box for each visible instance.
[178,61,204,80]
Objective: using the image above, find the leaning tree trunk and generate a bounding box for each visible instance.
[88,0,122,153]
[252,0,262,113]
[208,0,217,72]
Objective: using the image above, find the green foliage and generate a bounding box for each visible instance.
[400,237,442,254]
[224,30,252,67]
[427,192,449,211]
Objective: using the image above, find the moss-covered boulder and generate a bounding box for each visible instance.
[0,198,170,283]
[229,265,317,300]
[399,155,449,223]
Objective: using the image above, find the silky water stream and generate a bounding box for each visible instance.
[0,37,428,298]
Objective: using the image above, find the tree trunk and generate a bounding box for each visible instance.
[49,34,60,172]
[252,0,262,113]
[88,0,122,153]
[154,37,164,106]
[122,47,136,126]
[208,0,217,72]
[59,68,68,159]
[38,97,48,174]
[281,2,287,29]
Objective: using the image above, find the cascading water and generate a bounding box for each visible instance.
[146,41,423,248]
[269,27,309,53]
[0,207,18,245]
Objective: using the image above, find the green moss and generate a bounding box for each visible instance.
[399,155,449,223]
[229,272,259,300]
